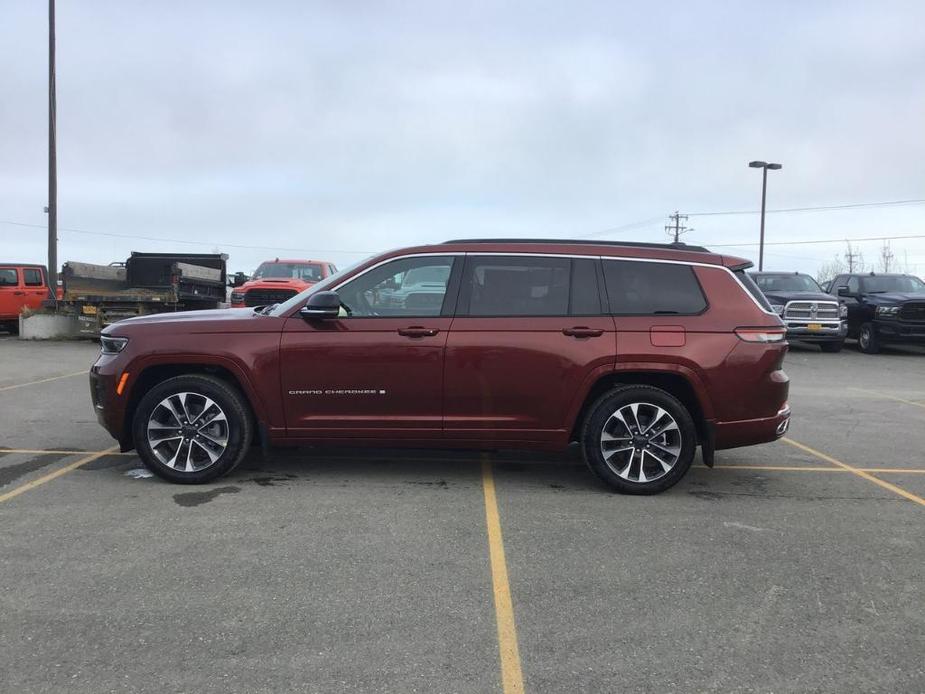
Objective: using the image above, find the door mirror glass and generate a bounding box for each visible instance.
[836,286,850,297]
[300,291,342,319]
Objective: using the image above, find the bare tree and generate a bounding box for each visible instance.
[816,254,846,285]
[878,242,895,273]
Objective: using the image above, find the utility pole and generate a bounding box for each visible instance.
[47,0,58,294]
[879,242,894,273]
[748,161,782,271]
[665,211,690,243]
[844,241,861,273]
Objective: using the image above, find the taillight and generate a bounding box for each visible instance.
[735,327,787,343]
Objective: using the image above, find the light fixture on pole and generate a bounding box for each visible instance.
[748,160,782,271]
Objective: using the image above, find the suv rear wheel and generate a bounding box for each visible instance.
[581,385,697,494]
[132,374,253,484]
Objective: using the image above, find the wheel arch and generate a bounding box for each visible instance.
[122,360,264,447]
[569,367,712,444]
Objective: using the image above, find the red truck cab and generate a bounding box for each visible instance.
[230,259,337,308]
[0,264,52,333]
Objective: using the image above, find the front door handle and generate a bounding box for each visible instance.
[398,326,439,338]
[562,327,604,338]
[13,291,25,296]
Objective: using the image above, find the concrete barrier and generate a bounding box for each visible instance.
[19,313,82,340]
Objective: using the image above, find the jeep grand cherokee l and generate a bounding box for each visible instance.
[90,239,790,495]
[750,271,847,352]
[830,272,925,353]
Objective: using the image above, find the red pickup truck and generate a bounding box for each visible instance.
[230,259,337,308]
[0,263,52,334]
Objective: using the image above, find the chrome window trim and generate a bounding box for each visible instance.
[285,250,777,317]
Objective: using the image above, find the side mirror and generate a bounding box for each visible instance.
[836,286,850,297]
[299,291,341,320]
[229,272,249,288]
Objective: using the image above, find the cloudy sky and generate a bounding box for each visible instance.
[2,0,924,277]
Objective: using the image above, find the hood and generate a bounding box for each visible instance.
[240,277,315,291]
[863,292,925,304]
[761,290,838,305]
[103,308,282,335]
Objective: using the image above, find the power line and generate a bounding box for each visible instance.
[710,233,925,248]
[687,198,925,217]
[0,220,376,256]
[665,211,691,243]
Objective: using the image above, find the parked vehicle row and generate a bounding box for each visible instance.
[90,239,792,495]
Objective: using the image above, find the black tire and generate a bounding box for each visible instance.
[132,374,253,484]
[581,385,697,495]
[819,340,844,353]
[857,323,881,354]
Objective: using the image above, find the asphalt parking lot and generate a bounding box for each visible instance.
[1,334,923,693]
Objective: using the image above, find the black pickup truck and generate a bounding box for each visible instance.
[829,272,925,353]
[750,272,847,352]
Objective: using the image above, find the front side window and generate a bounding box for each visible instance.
[847,276,861,294]
[0,268,17,286]
[336,256,455,317]
[23,268,44,286]
[605,260,707,315]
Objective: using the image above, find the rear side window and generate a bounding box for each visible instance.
[0,268,18,286]
[734,269,773,312]
[23,268,44,286]
[463,256,570,316]
[604,260,707,315]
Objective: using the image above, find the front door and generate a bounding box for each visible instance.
[0,267,22,321]
[280,255,460,438]
[443,255,616,442]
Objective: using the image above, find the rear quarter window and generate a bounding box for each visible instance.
[603,260,707,315]
[734,269,773,311]
[23,268,44,286]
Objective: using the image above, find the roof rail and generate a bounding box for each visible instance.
[441,238,711,253]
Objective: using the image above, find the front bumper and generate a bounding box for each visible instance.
[783,320,846,343]
[714,404,791,450]
[89,354,131,447]
[873,319,925,344]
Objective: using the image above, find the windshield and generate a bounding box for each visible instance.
[253,262,324,282]
[268,256,373,317]
[861,275,925,293]
[753,274,822,293]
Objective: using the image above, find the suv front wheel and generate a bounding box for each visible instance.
[132,374,253,484]
[581,385,697,494]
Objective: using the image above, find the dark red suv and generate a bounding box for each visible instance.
[90,239,790,494]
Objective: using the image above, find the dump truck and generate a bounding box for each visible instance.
[60,252,228,336]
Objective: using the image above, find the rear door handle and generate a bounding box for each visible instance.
[562,327,604,338]
[398,326,439,338]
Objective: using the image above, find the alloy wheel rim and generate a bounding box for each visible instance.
[600,402,681,483]
[146,392,229,472]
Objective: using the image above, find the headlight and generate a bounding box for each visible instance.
[100,336,129,354]
[770,304,785,315]
[876,306,900,317]
[231,292,245,303]
[839,304,848,318]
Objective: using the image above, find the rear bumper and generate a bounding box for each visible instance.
[714,404,791,450]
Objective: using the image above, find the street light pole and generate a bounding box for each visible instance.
[48,0,58,293]
[748,160,782,271]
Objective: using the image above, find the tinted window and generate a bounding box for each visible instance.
[861,275,925,293]
[0,268,17,286]
[570,258,602,315]
[336,256,454,317]
[847,276,860,294]
[463,256,570,316]
[23,268,44,286]
[604,260,707,315]
[734,269,772,311]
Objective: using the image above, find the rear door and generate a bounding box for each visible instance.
[443,254,615,442]
[0,267,21,320]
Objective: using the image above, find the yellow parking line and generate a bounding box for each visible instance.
[481,457,525,694]
[0,448,133,456]
[783,438,925,508]
[703,465,925,473]
[0,370,86,392]
[0,446,119,504]
[849,387,925,410]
